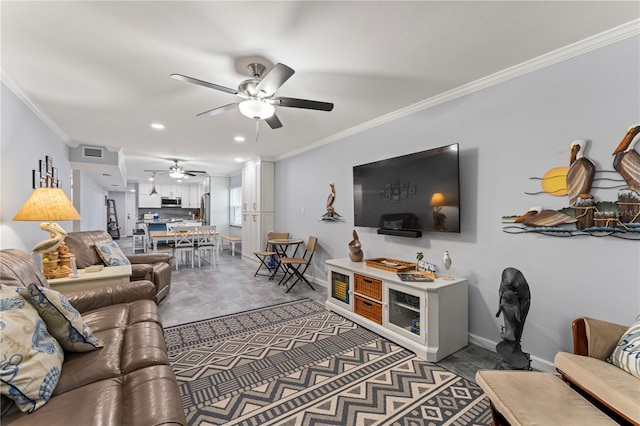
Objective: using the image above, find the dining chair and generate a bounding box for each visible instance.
[172,225,197,270]
[194,225,217,267]
[279,236,318,293]
[253,232,289,277]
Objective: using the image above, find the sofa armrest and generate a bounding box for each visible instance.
[63,280,157,313]
[572,317,628,359]
[127,253,172,265]
[131,263,153,280]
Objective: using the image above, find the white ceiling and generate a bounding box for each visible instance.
[2,1,639,190]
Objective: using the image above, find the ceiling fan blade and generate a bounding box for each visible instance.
[170,74,242,96]
[185,170,207,174]
[143,169,167,173]
[265,113,283,129]
[274,97,334,111]
[256,63,295,97]
[197,103,238,118]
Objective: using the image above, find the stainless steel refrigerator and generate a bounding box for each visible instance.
[200,193,210,225]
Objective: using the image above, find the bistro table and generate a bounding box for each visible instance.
[150,229,221,264]
[266,238,303,281]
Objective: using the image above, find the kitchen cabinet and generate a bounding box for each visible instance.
[138,183,161,208]
[325,258,468,362]
[160,184,182,198]
[180,184,201,208]
[241,161,274,258]
[242,161,274,212]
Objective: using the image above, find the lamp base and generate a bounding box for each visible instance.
[42,250,74,279]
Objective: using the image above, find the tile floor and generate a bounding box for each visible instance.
[119,236,496,382]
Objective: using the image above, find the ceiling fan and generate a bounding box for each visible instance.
[170,62,334,129]
[144,160,207,179]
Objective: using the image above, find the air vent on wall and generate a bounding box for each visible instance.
[83,147,104,158]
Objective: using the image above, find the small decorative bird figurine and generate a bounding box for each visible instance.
[613,124,640,194]
[515,206,577,227]
[326,183,336,217]
[566,139,596,205]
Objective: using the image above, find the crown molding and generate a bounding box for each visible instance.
[277,19,640,162]
[1,69,72,146]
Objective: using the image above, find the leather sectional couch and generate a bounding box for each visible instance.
[64,230,173,303]
[0,248,186,426]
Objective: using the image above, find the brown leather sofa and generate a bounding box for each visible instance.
[0,248,186,426]
[64,230,173,303]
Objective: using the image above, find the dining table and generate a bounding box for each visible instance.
[266,238,304,280]
[149,229,221,264]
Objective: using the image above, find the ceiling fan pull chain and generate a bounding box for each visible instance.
[255,119,260,143]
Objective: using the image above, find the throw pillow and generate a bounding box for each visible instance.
[0,284,64,413]
[95,241,131,266]
[17,284,102,352]
[608,315,640,378]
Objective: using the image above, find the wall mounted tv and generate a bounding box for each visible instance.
[353,143,460,237]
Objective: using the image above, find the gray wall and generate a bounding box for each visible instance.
[1,83,74,252]
[1,83,109,252]
[275,36,640,369]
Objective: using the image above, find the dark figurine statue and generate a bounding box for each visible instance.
[495,267,531,370]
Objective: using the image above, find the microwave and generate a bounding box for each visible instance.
[161,197,182,207]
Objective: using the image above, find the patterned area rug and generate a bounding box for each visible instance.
[165,299,491,426]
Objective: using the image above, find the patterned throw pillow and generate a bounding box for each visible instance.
[0,284,64,413]
[95,241,131,266]
[17,284,102,352]
[609,315,640,378]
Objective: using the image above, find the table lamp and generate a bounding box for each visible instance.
[13,187,81,278]
[430,192,447,231]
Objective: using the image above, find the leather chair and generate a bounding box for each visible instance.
[64,230,173,303]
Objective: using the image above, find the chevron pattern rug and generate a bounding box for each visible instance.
[165,299,491,426]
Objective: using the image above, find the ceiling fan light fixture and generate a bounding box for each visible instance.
[239,99,275,120]
[169,170,185,179]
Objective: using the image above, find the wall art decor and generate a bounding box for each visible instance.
[32,155,61,189]
[321,182,344,221]
[502,125,640,239]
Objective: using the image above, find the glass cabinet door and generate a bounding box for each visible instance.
[330,270,350,307]
[386,284,425,343]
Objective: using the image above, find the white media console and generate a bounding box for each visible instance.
[325,258,468,362]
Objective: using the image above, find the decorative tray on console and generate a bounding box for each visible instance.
[365,258,417,273]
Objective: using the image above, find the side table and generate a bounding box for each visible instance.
[47,265,132,294]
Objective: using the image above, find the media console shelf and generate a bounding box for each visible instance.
[325,258,468,362]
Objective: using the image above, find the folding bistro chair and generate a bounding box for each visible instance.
[194,225,217,267]
[279,236,318,293]
[254,232,289,277]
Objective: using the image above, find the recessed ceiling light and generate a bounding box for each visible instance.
[151,123,165,130]
[234,136,245,142]
[235,157,243,162]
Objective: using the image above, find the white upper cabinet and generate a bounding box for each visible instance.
[138,183,161,208]
[242,161,274,212]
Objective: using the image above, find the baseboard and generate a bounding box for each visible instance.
[468,333,555,373]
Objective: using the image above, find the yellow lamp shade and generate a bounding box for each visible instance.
[430,192,446,207]
[13,187,80,221]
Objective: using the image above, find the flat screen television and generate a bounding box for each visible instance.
[353,143,460,237]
